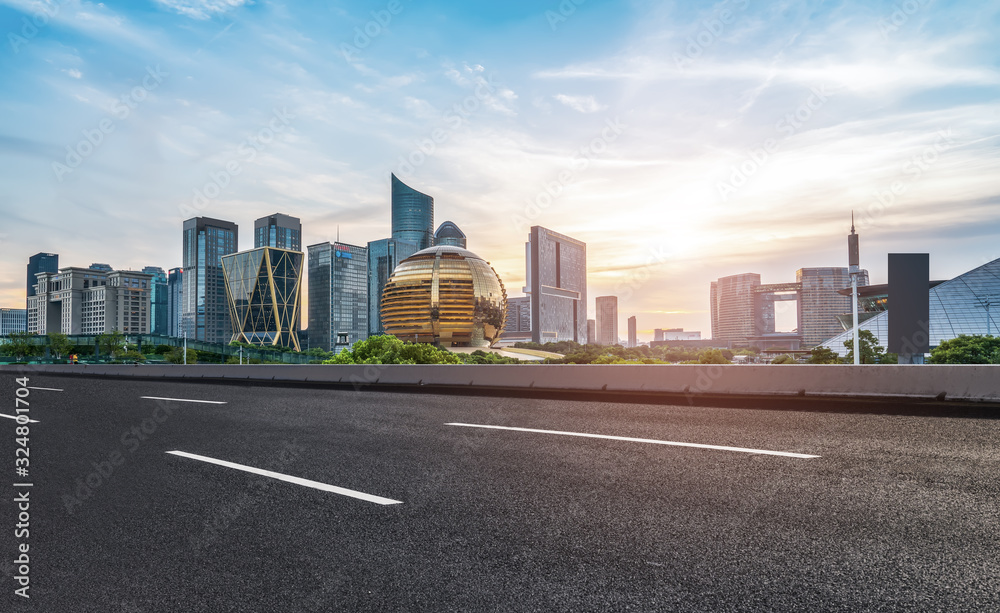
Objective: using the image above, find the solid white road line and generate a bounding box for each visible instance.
[27,386,63,391]
[0,414,39,423]
[141,396,227,405]
[165,450,403,505]
[445,423,821,459]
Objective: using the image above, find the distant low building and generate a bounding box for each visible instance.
[0,308,26,335]
[27,267,152,335]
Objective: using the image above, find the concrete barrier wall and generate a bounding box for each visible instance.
[4,363,999,402]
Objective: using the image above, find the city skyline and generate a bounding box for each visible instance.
[1,1,999,341]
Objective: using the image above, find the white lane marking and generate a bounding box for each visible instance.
[0,414,39,423]
[27,386,63,391]
[445,423,821,459]
[165,450,403,505]
[141,396,227,405]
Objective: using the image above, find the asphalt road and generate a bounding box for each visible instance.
[1,372,998,612]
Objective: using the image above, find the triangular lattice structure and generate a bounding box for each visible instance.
[222,247,302,351]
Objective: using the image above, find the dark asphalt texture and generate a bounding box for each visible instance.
[1,372,998,612]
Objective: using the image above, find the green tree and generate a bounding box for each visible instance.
[771,354,795,364]
[698,349,731,364]
[324,335,462,365]
[98,329,126,359]
[1,331,39,361]
[807,346,842,364]
[47,332,73,359]
[166,347,198,364]
[843,329,890,364]
[929,335,1000,364]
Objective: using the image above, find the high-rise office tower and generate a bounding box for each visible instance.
[710,273,760,342]
[308,241,368,352]
[503,296,531,336]
[27,267,152,335]
[222,247,303,350]
[627,315,637,348]
[596,296,619,345]
[367,238,419,336]
[182,217,238,342]
[142,266,168,336]
[391,174,434,250]
[525,226,587,344]
[167,268,183,337]
[26,252,58,331]
[434,221,467,249]
[587,319,596,345]
[254,213,302,250]
[797,267,869,347]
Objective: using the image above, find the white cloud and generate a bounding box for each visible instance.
[553,94,607,113]
[154,0,251,20]
[63,68,83,79]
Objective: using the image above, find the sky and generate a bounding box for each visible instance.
[1,0,999,340]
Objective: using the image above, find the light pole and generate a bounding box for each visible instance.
[183,331,187,365]
[977,295,994,336]
[848,214,861,365]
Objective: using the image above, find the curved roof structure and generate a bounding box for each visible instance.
[434,221,467,248]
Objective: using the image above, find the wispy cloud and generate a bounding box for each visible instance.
[553,94,607,113]
[153,0,252,20]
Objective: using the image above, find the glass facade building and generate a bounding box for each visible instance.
[797,267,869,347]
[367,238,419,336]
[381,246,507,347]
[254,213,301,251]
[308,241,368,352]
[627,315,637,348]
[822,256,1000,356]
[434,221,467,249]
[222,247,303,351]
[526,226,587,344]
[167,267,183,337]
[0,308,26,336]
[142,266,168,336]
[26,252,58,330]
[391,174,434,250]
[596,296,619,345]
[182,217,238,343]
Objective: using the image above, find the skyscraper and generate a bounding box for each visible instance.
[142,266,168,336]
[222,247,303,350]
[182,217,238,342]
[434,221,467,249]
[308,241,368,352]
[167,267,183,337]
[627,315,637,348]
[367,238,419,336]
[503,296,531,337]
[596,296,619,345]
[254,213,302,250]
[797,267,869,347]
[525,226,587,344]
[587,319,596,345]
[391,173,434,250]
[710,273,761,342]
[26,252,58,330]
[0,309,26,336]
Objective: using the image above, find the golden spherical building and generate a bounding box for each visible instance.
[381,245,507,347]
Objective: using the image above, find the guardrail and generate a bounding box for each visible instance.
[3,363,998,403]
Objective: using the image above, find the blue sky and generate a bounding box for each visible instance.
[1,0,999,339]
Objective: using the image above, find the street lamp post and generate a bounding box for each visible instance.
[848,214,861,365]
[183,332,187,365]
